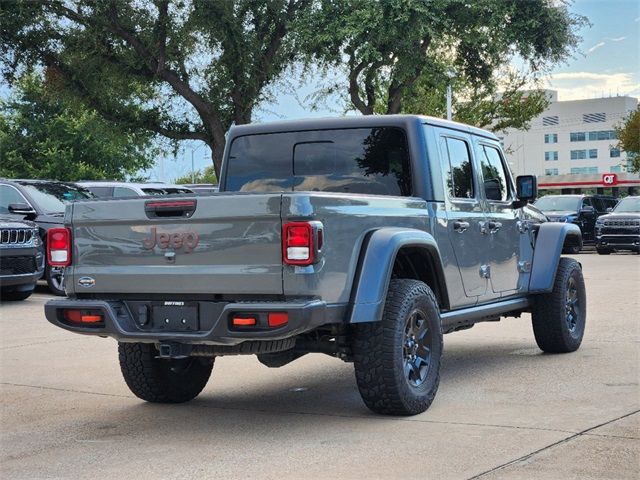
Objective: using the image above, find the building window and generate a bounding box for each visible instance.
[570,132,586,142]
[610,165,622,173]
[570,167,598,174]
[583,112,606,123]
[544,151,559,161]
[589,149,598,159]
[544,133,558,144]
[542,116,559,126]
[588,130,617,141]
[610,148,621,158]
[545,168,559,176]
[570,150,587,160]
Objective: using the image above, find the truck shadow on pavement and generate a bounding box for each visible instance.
[108,338,555,431]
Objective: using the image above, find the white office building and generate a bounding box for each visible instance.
[501,91,639,194]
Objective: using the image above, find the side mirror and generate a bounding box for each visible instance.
[514,175,537,208]
[580,205,596,215]
[606,207,613,213]
[8,203,36,219]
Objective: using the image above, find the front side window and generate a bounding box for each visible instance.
[226,127,412,196]
[0,185,29,214]
[443,137,474,199]
[18,182,92,214]
[479,145,509,201]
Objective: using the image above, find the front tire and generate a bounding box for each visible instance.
[353,279,443,415]
[118,343,213,403]
[596,247,612,255]
[45,265,66,296]
[531,258,586,353]
[0,287,34,301]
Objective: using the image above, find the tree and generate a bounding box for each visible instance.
[0,0,313,175]
[401,70,550,133]
[306,0,585,117]
[615,106,640,173]
[0,73,156,180]
[174,165,218,185]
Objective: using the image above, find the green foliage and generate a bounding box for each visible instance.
[401,70,549,133]
[615,107,640,173]
[0,74,157,181]
[174,165,217,185]
[0,0,314,173]
[305,0,586,116]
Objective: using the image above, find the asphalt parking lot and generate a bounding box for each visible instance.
[1,253,638,480]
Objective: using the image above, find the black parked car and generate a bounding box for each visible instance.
[595,196,640,254]
[0,216,45,301]
[533,194,618,253]
[0,179,94,295]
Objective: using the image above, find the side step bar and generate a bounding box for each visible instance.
[440,297,531,333]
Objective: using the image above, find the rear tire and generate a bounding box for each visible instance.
[118,343,213,403]
[531,258,586,353]
[353,279,442,415]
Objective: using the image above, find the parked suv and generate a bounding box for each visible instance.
[0,179,94,295]
[595,196,640,254]
[0,216,45,301]
[533,194,617,252]
[78,181,193,198]
[45,115,585,416]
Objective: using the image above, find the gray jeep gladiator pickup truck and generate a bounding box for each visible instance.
[45,115,585,415]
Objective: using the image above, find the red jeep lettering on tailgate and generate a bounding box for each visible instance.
[142,227,200,253]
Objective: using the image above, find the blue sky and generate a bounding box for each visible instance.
[163,0,640,182]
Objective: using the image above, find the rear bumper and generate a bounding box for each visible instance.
[44,298,344,346]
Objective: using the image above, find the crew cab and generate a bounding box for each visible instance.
[44,116,586,415]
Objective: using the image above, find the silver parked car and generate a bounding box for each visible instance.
[78,181,193,198]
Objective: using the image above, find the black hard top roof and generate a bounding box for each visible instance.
[228,114,499,141]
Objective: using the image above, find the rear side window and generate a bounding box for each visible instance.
[443,137,474,199]
[113,187,137,197]
[86,186,113,197]
[226,127,412,196]
[478,145,510,201]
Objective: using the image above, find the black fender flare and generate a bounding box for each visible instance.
[349,228,447,323]
[529,222,582,293]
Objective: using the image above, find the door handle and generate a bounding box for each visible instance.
[488,221,502,233]
[453,221,470,233]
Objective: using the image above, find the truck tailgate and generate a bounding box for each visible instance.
[67,194,283,296]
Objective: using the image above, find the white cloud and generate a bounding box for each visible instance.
[587,42,606,53]
[546,72,640,101]
[604,36,627,42]
[635,16,640,22]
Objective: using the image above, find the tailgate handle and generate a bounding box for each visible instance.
[145,200,197,218]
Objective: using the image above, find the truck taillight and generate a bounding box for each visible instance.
[282,221,323,266]
[47,227,71,267]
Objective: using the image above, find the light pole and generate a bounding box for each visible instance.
[445,68,456,121]
[190,142,206,183]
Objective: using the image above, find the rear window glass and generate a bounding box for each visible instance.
[225,127,412,196]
